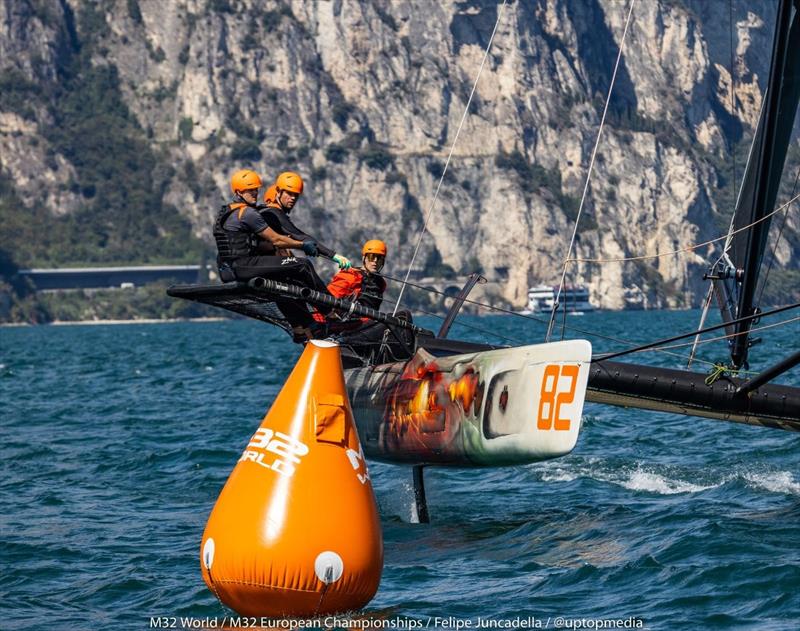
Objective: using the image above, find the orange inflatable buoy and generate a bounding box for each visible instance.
[200,340,383,617]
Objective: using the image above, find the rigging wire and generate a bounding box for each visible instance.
[728,0,738,202]
[376,0,800,372]
[545,0,637,342]
[755,164,800,306]
[379,292,527,346]
[392,0,508,316]
[383,273,548,326]
[385,275,766,371]
[377,0,793,373]
[689,1,740,368]
[380,114,800,372]
[383,187,800,366]
[644,314,800,354]
[686,283,715,369]
[593,300,800,362]
[380,273,728,369]
[372,0,795,377]
[563,191,800,264]
[384,266,795,372]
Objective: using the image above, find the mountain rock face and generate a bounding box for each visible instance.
[1,0,797,310]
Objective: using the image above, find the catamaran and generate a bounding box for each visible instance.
[169,0,800,521]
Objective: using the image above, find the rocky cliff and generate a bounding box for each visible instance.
[1,0,798,311]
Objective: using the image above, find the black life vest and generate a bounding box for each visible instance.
[358,272,386,310]
[213,204,258,264]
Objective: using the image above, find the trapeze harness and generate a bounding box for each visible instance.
[213,204,259,281]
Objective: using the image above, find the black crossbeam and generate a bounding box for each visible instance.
[736,349,800,396]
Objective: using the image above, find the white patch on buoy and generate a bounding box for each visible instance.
[314,551,344,584]
[203,538,215,570]
[310,339,338,348]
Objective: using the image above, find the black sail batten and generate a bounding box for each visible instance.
[728,0,800,368]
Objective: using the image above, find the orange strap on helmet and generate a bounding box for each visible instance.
[263,184,279,205]
[362,240,387,257]
[230,169,263,194]
[275,171,304,195]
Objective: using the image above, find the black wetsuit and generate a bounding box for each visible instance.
[336,309,418,362]
[213,203,332,327]
[322,268,415,355]
[260,207,336,258]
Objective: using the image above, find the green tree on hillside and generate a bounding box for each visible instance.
[0,2,207,269]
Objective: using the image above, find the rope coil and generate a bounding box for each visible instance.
[705,363,740,386]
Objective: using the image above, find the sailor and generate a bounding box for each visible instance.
[260,171,352,272]
[321,240,418,357]
[213,169,333,342]
[327,239,388,314]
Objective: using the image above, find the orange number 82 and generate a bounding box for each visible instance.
[537,364,579,431]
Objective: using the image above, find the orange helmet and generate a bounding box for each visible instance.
[263,184,278,205]
[275,171,304,195]
[362,239,387,257]
[230,169,262,194]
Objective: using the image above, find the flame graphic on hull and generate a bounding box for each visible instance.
[382,356,482,459]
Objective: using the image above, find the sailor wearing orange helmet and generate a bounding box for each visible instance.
[260,171,352,271]
[213,169,334,341]
[213,169,271,281]
[318,240,418,357]
[326,239,388,316]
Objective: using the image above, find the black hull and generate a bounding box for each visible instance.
[588,360,800,431]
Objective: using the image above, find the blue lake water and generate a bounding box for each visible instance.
[2,310,799,630]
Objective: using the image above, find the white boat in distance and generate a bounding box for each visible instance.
[526,284,595,314]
